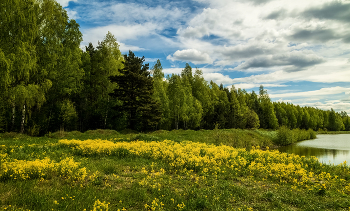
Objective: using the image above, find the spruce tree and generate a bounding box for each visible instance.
[109,51,161,131]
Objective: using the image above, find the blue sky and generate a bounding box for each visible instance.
[58,0,350,113]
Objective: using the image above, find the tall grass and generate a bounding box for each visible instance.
[274,126,316,146]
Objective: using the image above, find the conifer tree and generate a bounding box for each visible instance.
[109,51,160,131]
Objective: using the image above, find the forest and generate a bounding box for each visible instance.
[0,0,349,135]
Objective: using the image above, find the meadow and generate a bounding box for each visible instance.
[1,129,349,210]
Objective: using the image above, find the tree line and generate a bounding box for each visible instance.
[0,0,348,135]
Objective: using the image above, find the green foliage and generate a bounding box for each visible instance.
[59,100,78,130]
[109,51,161,131]
[152,60,170,130]
[274,126,317,146]
[275,126,296,146]
[77,32,123,131]
[245,109,260,129]
[328,109,345,131]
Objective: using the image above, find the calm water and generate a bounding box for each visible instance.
[278,134,350,165]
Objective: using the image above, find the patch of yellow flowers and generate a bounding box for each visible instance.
[58,139,347,189]
[0,156,87,181]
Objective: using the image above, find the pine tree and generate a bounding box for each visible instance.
[109,51,161,131]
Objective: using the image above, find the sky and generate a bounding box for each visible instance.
[58,0,350,113]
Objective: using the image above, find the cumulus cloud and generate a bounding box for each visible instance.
[264,9,287,19]
[56,0,77,7]
[270,86,350,98]
[218,42,277,60]
[65,8,79,20]
[81,23,157,51]
[231,58,350,85]
[202,73,234,85]
[302,1,350,23]
[235,51,325,71]
[162,67,222,75]
[73,2,188,29]
[176,7,243,39]
[289,28,339,43]
[234,83,287,89]
[167,49,213,64]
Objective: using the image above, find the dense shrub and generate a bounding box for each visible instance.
[275,126,296,146]
[274,126,316,146]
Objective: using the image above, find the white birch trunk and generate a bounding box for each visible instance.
[12,103,15,130]
[20,104,25,133]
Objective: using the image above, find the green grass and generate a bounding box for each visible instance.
[1,129,349,210]
[35,128,277,149]
[317,130,350,134]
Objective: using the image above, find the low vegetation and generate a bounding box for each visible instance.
[274,126,317,146]
[1,129,350,210]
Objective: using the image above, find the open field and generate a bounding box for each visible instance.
[1,130,350,210]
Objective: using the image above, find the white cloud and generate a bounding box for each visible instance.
[56,0,78,7]
[81,23,158,51]
[162,67,222,75]
[234,83,288,89]
[83,23,157,42]
[144,58,161,63]
[118,42,146,52]
[162,68,183,75]
[167,49,213,64]
[270,86,350,98]
[203,73,234,85]
[234,50,325,71]
[65,8,78,20]
[231,58,350,84]
[298,101,350,113]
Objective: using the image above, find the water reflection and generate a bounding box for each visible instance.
[278,134,350,165]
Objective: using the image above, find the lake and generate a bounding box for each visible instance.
[278,134,350,165]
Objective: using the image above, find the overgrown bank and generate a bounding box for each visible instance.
[1,127,317,149]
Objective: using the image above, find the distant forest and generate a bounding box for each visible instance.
[0,0,349,135]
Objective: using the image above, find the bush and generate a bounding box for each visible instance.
[308,129,317,139]
[131,134,161,142]
[274,126,296,146]
[274,127,317,146]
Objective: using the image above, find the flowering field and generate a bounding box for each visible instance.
[1,134,350,210]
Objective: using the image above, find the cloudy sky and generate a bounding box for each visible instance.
[59,0,350,113]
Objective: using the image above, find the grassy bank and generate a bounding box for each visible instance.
[33,128,277,150]
[1,131,350,210]
[317,130,350,134]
